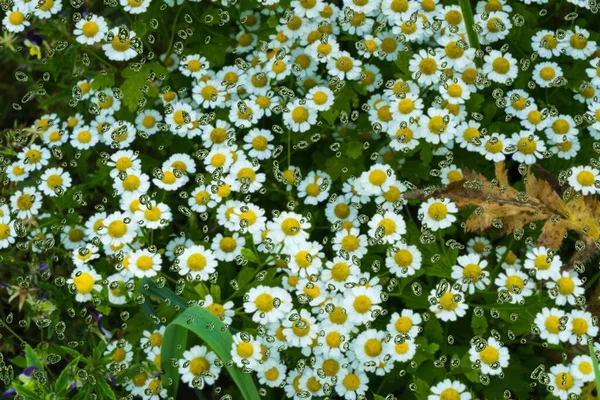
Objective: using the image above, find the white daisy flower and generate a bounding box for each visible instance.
[494,268,534,304]
[568,310,598,345]
[419,198,458,231]
[534,307,571,344]
[11,187,43,219]
[386,243,423,278]
[179,345,221,389]
[546,270,584,306]
[177,245,218,280]
[547,364,584,400]
[451,253,490,294]
[428,379,472,400]
[469,337,510,376]
[73,14,108,44]
[568,165,599,195]
[103,27,139,62]
[483,50,518,84]
[67,265,102,302]
[429,283,468,321]
[524,246,561,281]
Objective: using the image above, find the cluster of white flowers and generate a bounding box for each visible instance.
[1,0,600,398]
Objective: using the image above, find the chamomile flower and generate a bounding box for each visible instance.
[388,310,422,339]
[532,62,563,88]
[328,51,363,81]
[140,326,166,354]
[344,285,382,325]
[369,211,406,244]
[106,273,130,305]
[68,266,102,302]
[18,144,51,172]
[531,30,562,59]
[105,340,133,370]
[510,131,546,165]
[179,345,221,389]
[483,50,518,84]
[0,217,16,249]
[571,355,596,383]
[478,11,512,44]
[563,27,596,60]
[243,128,274,160]
[534,307,570,344]
[428,379,472,400]
[61,226,86,250]
[524,246,561,281]
[386,243,423,278]
[419,198,458,231]
[39,167,72,197]
[177,245,217,280]
[440,164,464,185]
[129,249,162,278]
[452,254,489,294]
[322,258,361,292]
[268,211,311,248]
[568,310,598,345]
[548,364,584,400]
[113,169,151,196]
[283,100,317,133]
[3,5,31,33]
[429,285,468,321]
[335,369,369,400]
[568,166,599,195]
[135,109,162,135]
[546,271,584,306]
[349,329,387,372]
[202,294,235,326]
[410,49,444,86]
[469,337,510,376]
[332,227,368,259]
[11,187,43,219]
[7,161,29,183]
[480,132,509,162]
[419,108,458,145]
[100,212,138,248]
[244,286,293,325]
[103,27,139,62]
[136,201,172,230]
[495,268,534,304]
[74,14,108,45]
[298,170,331,205]
[211,232,245,262]
[71,126,100,150]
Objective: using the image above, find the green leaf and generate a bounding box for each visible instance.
[471,312,488,336]
[139,278,189,311]
[54,357,79,394]
[25,344,43,371]
[93,376,117,400]
[210,284,222,303]
[423,317,444,344]
[59,346,82,359]
[161,306,260,400]
[90,72,115,91]
[241,248,259,264]
[413,377,430,400]
[12,383,38,400]
[589,341,600,399]
[346,141,363,160]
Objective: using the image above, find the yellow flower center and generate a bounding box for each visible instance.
[555,372,574,390]
[427,202,448,220]
[9,11,24,25]
[419,57,437,75]
[187,253,206,271]
[364,338,383,357]
[492,57,510,74]
[82,21,99,37]
[190,357,210,376]
[395,316,412,333]
[572,318,588,336]
[73,272,95,294]
[353,295,372,313]
[517,137,537,154]
[439,292,458,311]
[577,171,595,186]
[479,345,499,364]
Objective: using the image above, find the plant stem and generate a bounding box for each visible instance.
[458,0,482,66]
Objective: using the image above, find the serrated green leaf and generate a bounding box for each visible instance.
[346,141,363,160]
[93,376,117,400]
[161,306,260,400]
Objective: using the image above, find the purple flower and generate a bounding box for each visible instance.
[2,388,16,397]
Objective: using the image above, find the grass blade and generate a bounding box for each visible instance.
[161,306,260,400]
[589,341,600,397]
